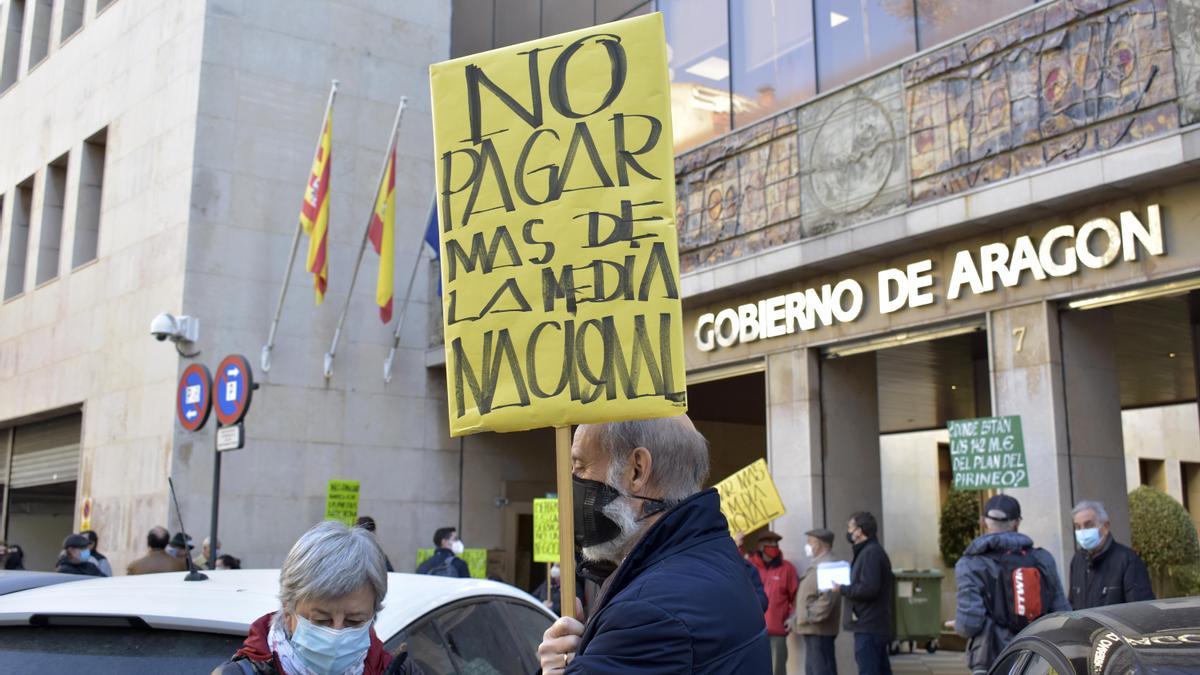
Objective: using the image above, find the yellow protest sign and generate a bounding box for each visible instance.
[324,479,360,526]
[533,498,560,563]
[713,459,786,535]
[430,12,686,436]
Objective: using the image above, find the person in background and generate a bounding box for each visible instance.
[56,534,105,577]
[167,532,195,564]
[415,527,469,578]
[128,526,187,575]
[832,511,894,675]
[536,416,769,673]
[734,532,770,613]
[0,542,24,570]
[80,530,112,577]
[532,563,588,617]
[212,521,419,674]
[1069,499,1154,609]
[954,495,1070,675]
[196,536,221,570]
[355,516,395,572]
[743,530,799,675]
[216,554,242,570]
[793,528,841,675]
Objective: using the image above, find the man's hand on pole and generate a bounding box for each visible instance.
[538,598,584,673]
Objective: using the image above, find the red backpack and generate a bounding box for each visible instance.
[989,548,1055,631]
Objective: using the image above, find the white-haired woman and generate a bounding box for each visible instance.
[213,521,420,675]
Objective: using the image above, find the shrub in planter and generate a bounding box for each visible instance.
[1128,486,1200,598]
[940,489,980,568]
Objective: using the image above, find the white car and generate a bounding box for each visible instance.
[0,569,555,674]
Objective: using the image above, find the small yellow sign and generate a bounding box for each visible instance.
[713,459,786,535]
[324,479,360,526]
[416,548,487,579]
[430,12,687,435]
[80,496,93,531]
[533,498,560,563]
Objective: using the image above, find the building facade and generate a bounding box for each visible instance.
[0,0,452,572]
[446,0,1200,668]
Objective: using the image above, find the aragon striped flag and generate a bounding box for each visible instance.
[300,103,332,304]
[368,144,396,323]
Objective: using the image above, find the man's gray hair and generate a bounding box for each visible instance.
[595,416,710,502]
[275,521,388,629]
[1073,500,1110,524]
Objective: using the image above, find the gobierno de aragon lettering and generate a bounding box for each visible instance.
[436,29,685,419]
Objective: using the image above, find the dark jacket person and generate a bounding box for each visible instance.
[1068,500,1154,609]
[415,527,469,578]
[537,416,770,674]
[56,534,106,577]
[835,512,893,675]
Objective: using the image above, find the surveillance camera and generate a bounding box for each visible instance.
[150,312,178,341]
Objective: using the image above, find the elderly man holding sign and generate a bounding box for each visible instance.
[537,416,769,673]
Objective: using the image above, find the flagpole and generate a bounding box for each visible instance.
[262,79,339,373]
[323,96,408,379]
[382,215,429,383]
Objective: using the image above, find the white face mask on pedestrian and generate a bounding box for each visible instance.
[804,544,814,559]
[450,540,464,556]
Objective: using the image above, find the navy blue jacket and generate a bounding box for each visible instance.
[415,548,469,578]
[570,489,770,674]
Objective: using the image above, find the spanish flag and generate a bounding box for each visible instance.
[300,106,332,304]
[368,145,396,323]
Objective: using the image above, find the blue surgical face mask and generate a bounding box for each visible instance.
[290,614,372,675]
[78,549,91,563]
[1075,527,1102,551]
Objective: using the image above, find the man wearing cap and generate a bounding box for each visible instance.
[744,530,800,675]
[794,528,841,675]
[955,495,1070,675]
[55,534,105,577]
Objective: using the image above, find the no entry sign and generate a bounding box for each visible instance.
[177,364,213,431]
[214,354,254,426]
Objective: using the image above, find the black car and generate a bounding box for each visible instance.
[990,597,1200,675]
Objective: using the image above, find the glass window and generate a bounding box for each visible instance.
[991,651,1026,675]
[916,0,1030,50]
[436,602,524,675]
[662,0,732,151]
[504,602,554,657]
[731,0,816,127]
[597,0,652,23]
[814,0,916,91]
[397,621,457,675]
[1021,653,1060,675]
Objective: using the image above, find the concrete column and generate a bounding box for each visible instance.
[821,352,884,549]
[767,348,825,547]
[1060,309,1132,540]
[989,303,1074,574]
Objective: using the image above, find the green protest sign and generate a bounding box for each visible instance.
[533,498,559,564]
[416,548,486,579]
[948,415,1028,490]
[324,479,360,526]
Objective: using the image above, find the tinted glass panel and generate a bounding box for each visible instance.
[1022,653,1061,675]
[663,0,732,150]
[597,0,651,22]
[505,602,554,657]
[814,0,916,91]
[731,0,816,126]
[916,0,1029,49]
[0,626,241,673]
[991,651,1025,675]
[436,602,523,675]
[402,621,457,675]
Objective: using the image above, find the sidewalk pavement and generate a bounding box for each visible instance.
[890,651,970,675]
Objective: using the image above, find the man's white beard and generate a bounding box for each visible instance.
[581,493,642,564]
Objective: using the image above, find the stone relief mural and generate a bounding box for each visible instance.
[672,0,1186,275]
[905,0,1178,203]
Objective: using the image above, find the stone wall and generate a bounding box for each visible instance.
[673,0,1192,275]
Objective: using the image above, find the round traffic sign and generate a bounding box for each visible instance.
[177,364,213,431]
[214,354,254,426]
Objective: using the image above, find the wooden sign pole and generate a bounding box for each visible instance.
[546,562,553,603]
[555,425,576,619]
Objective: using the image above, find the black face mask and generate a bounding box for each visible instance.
[846,530,857,545]
[573,475,669,549]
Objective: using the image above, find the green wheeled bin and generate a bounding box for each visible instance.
[890,569,944,655]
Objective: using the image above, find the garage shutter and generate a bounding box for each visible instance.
[0,430,9,484]
[10,414,82,489]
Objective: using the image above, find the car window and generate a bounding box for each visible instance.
[402,621,457,675]
[503,601,554,661]
[1022,653,1061,675]
[435,601,525,675]
[0,625,242,673]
